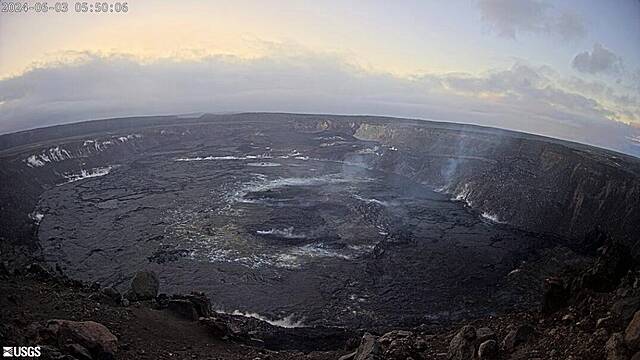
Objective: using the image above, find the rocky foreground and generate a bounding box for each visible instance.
[1,232,640,360]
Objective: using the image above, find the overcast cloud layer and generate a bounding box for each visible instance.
[0,52,638,156]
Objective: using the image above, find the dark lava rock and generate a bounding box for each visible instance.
[579,241,633,293]
[0,260,10,277]
[164,292,211,320]
[100,287,121,305]
[477,339,499,360]
[476,327,496,343]
[377,330,420,359]
[606,333,629,360]
[26,263,52,279]
[198,313,353,352]
[37,345,65,359]
[576,228,611,256]
[64,343,93,360]
[598,316,615,329]
[625,311,640,351]
[338,351,357,360]
[199,317,229,338]
[171,292,211,318]
[502,324,535,352]
[128,271,159,300]
[448,325,476,360]
[167,299,199,321]
[613,297,640,325]
[542,276,569,314]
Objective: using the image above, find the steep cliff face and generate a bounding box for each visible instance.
[350,120,640,255]
[0,113,638,257]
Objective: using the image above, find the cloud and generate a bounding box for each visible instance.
[478,0,585,40]
[438,64,624,130]
[572,43,623,74]
[0,52,638,156]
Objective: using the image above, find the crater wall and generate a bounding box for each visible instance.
[1,113,638,257]
[348,121,640,255]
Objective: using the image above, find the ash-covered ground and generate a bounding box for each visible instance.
[34,121,555,329]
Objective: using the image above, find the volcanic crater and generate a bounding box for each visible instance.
[1,113,638,330]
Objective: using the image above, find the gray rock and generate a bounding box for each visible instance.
[378,329,419,358]
[338,351,357,360]
[626,311,640,351]
[606,332,629,360]
[478,339,499,360]
[129,271,159,300]
[448,325,476,360]
[48,320,118,360]
[354,333,380,360]
[612,297,640,324]
[503,324,535,352]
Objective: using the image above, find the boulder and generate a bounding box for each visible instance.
[354,333,380,360]
[478,339,499,360]
[448,325,476,360]
[542,277,568,314]
[625,311,640,351]
[49,320,118,360]
[128,271,159,300]
[503,324,535,352]
[606,333,630,360]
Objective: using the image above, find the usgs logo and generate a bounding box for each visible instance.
[2,347,41,358]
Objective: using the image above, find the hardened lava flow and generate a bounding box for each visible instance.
[0,113,639,331]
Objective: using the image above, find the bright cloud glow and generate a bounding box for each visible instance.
[0,1,638,156]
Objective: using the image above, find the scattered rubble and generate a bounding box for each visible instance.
[0,207,638,359]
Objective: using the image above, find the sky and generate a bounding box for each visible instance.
[0,0,639,155]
